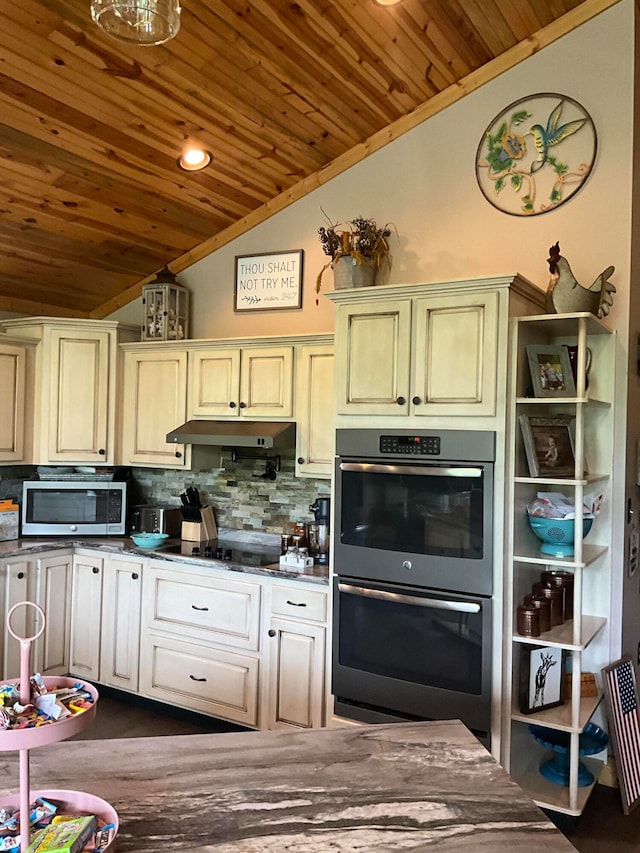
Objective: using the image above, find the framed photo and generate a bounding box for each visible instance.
[519,414,576,478]
[519,645,566,715]
[234,250,303,312]
[526,344,576,398]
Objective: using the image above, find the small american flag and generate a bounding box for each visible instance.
[602,656,640,814]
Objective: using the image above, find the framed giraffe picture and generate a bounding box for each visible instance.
[519,645,567,715]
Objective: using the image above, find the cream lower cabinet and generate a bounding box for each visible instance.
[68,552,143,691]
[140,562,262,726]
[295,342,334,479]
[68,553,104,681]
[140,560,329,730]
[265,582,327,730]
[327,281,505,418]
[188,344,293,419]
[120,347,190,468]
[1,551,72,680]
[99,556,143,692]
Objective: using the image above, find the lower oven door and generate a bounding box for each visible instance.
[332,577,492,744]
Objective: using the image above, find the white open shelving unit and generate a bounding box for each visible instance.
[503,312,615,817]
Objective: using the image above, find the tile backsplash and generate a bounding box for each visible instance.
[1,452,331,536]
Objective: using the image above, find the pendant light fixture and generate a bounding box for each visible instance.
[90,0,181,46]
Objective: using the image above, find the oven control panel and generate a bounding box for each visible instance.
[379,435,441,455]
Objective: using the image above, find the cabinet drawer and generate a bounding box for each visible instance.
[147,568,261,651]
[271,585,327,622]
[142,636,258,726]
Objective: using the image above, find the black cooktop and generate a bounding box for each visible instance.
[162,539,280,567]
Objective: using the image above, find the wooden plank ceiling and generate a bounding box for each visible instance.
[0,0,619,318]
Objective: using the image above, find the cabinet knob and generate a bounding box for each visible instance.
[92,566,100,574]
[131,572,139,580]
[297,457,305,465]
[17,572,24,580]
[229,401,237,409]
[396,396,406,406]
[239,401,246,409]
[412,396,422,405]
[175,451,182,458]
[268,629,277,637]
[98,448,105,456]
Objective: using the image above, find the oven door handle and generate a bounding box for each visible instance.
[338,582,481,613]
[339,462,482,478]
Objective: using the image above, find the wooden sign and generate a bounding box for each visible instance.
[234,250,303,312]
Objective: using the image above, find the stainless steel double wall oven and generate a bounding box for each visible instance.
[332,429,495,746]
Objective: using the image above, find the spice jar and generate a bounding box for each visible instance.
[531,583,564,627]
[524,593,552,633]
[292,522,308,548]
[541,570,574,620]
[517,604,540,637]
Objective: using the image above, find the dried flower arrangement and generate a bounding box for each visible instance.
[316,215,393,296]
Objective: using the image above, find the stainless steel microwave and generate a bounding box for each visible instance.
[21,480,127,536]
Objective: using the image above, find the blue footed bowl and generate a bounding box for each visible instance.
[527,515,593,557]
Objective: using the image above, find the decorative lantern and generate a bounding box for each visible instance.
[141,267,190,341]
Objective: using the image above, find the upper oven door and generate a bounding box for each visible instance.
[334,458,494,595]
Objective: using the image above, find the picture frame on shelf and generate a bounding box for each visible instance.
[526,344,576,398]
[519,645,566,715]
[519,414,577,478]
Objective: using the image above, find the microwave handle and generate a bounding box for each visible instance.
[339,462,482,478]
[338,582,480,614]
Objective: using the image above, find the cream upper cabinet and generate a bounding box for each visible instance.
[295,342,334,478]
[0,340,28,463]
[329,285,500,418]
[120,347,190,468]
[188,344,293,419]
[0,317,135,464]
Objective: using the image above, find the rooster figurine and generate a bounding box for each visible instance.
[546,242,616,318]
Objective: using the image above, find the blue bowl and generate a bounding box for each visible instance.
[527,515,593,557]
[130,532,170,549]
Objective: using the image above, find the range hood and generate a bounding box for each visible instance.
[166,420,296,448]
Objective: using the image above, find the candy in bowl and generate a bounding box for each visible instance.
[527,514,593,557]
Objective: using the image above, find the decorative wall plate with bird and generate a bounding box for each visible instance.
[475,93,596,216]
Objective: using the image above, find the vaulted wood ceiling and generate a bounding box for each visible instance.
[0,0,618,318]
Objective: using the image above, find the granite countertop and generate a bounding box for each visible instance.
[0,536,330,585]
[0,720,576,852]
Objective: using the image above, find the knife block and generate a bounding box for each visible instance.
[181,505,217,542]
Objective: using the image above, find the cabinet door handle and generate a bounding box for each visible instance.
[191,605,209,611]
[98,448,105,455]
[412,396,422,405]
[297,457,305,464]
[268,629,276,637]
[17,572,24,580]
[229,401,237,409]
[239,401,247,409]
[286,600,307,608]
[189,675,207,682]
[131,572,139,580]
[92,566,100,574]
[396,396,406,406]
[175,451,182,458]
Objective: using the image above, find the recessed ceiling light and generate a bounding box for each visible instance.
[374,0,402,5]
[177,148,212,171]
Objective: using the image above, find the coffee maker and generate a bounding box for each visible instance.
[308,497,330,565]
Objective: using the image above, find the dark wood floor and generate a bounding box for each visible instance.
[73,690,638,852]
